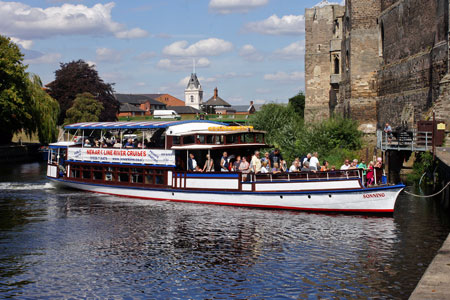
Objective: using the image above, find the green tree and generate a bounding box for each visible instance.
[0,35,33,143]
[47,60,119,124]
[28,74,60,144]
[64,92,104,124]
[288,91,305,118]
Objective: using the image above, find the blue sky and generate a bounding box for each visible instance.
[1,0,330,104]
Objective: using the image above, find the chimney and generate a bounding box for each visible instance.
[214,87,218,99]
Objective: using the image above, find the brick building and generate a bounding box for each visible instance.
[305,0,450,132]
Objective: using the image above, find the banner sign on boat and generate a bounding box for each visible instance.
[68,148,176,165]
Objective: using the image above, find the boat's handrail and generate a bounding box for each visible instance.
[249,169,362,182]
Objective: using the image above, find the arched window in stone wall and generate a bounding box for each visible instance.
[334,55,340,74]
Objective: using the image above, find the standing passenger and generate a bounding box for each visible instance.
[250,151,262,173]
[220,152,230,172]
[269,148,283,167]
[233,155,242,171]
[203,154,214,172]
[188,153,197,172]
[309,152,320,171]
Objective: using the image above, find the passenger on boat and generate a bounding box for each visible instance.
[366,161,375,185]
[357,159,367,176]
[261,152,271,168]
[281,160,288,172]
[250,151,262,173]
[261,161,269,173]
[94,139,100,148]
[125,138,134,148]
[188,153,197,172]
[232,155,241,171]
[349,159,358,169]
[301,161,310,172]
[269,148,283,167]
[239,156,250,180]
[272,162,281,174]
[308,152,319,171]
[330,165,336,171]
[320,160,329,171]
[84,139,91,147]
[340,159,350,170]
[302,153,312,167]
[203,154,215,172]
[220,152,230,172]
[375,157,383,168]
[289,160,299,172]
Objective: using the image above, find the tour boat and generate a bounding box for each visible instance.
[47,120,405,213]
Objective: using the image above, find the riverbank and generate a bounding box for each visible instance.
[410,233,450,299]
[0,143,42,164]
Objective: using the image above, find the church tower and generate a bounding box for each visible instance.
[185,73,203,110]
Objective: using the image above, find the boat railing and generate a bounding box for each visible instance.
[248,169,362,183]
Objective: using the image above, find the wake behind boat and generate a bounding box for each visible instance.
[47,120,404,213]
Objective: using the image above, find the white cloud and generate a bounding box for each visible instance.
[86,61,96,67]
[244,14,305,35]
[209,0,268,14]
[0,1,148,40]
[273,40,305,60]
[10,37,33,49]
[255,88,270,94]
[157,57,211,71]
[239,44,264,62]
[101,71,128,83]
[96,47,122,62]
[24,52,61,64]
[162,38,233,57]
[264,71,304,82]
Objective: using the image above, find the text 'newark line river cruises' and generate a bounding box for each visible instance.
[47,120,405,213]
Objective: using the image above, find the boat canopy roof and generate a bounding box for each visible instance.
[64,120,227,130]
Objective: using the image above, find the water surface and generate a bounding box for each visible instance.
[0,162,449,299]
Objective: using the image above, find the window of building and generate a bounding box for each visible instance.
[190,95,194,103]
[183,135,195,145]
[334,56,340,74]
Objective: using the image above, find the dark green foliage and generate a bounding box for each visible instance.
[288,91,305,118]
[408,152,435,184]
[47,60,119,124]
[249,103,363,166]
[64,93,104,124]
[0,35,32,143]
[0,35,60,145]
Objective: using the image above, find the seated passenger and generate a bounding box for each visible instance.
[289,161,299,172]
[84,139,91,147]
[340,159,350,170]
[94,139,100,148]
[272,162,281,174]
[320,160,329,172]
[301,161,310,172]
[261,161,269,173]
[125,138,134,148]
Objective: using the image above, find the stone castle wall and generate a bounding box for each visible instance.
[377,0,449,127]
[305,5,344,122]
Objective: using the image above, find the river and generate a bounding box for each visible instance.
[0,162,449,299]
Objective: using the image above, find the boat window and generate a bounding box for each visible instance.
[206,135,214,144]
[131,168,144,183]
[215,135,224,144]
[226,134,237,144]
[255,133,264,143]
[183,135,195,145]
[93,166,103,181]
[196,135,205,144]
[172,136,181,145]
[242,133,254,143]
[118,167,129,183]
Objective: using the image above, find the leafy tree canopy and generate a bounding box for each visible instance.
[0,35,60,145]
[249,103,363,166]
[64,92,104,125]
[288,91,305,118]
[47,60,119,124]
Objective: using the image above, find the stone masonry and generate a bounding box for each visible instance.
[305,2,344,122]
[305,0,450,134]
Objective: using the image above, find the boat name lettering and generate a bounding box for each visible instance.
[85,149,147,157]
[363,193,385,199]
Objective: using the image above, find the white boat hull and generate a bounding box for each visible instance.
[49,177,404,213]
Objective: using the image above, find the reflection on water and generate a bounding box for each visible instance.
[0,162,449,299]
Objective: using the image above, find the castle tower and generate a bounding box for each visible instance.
[305,1,345,122]
[185,73,203,110]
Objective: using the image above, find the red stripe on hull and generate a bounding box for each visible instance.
[85,189,395,213]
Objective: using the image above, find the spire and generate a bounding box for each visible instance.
[186,73,200,89]
[193,58,196,74]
